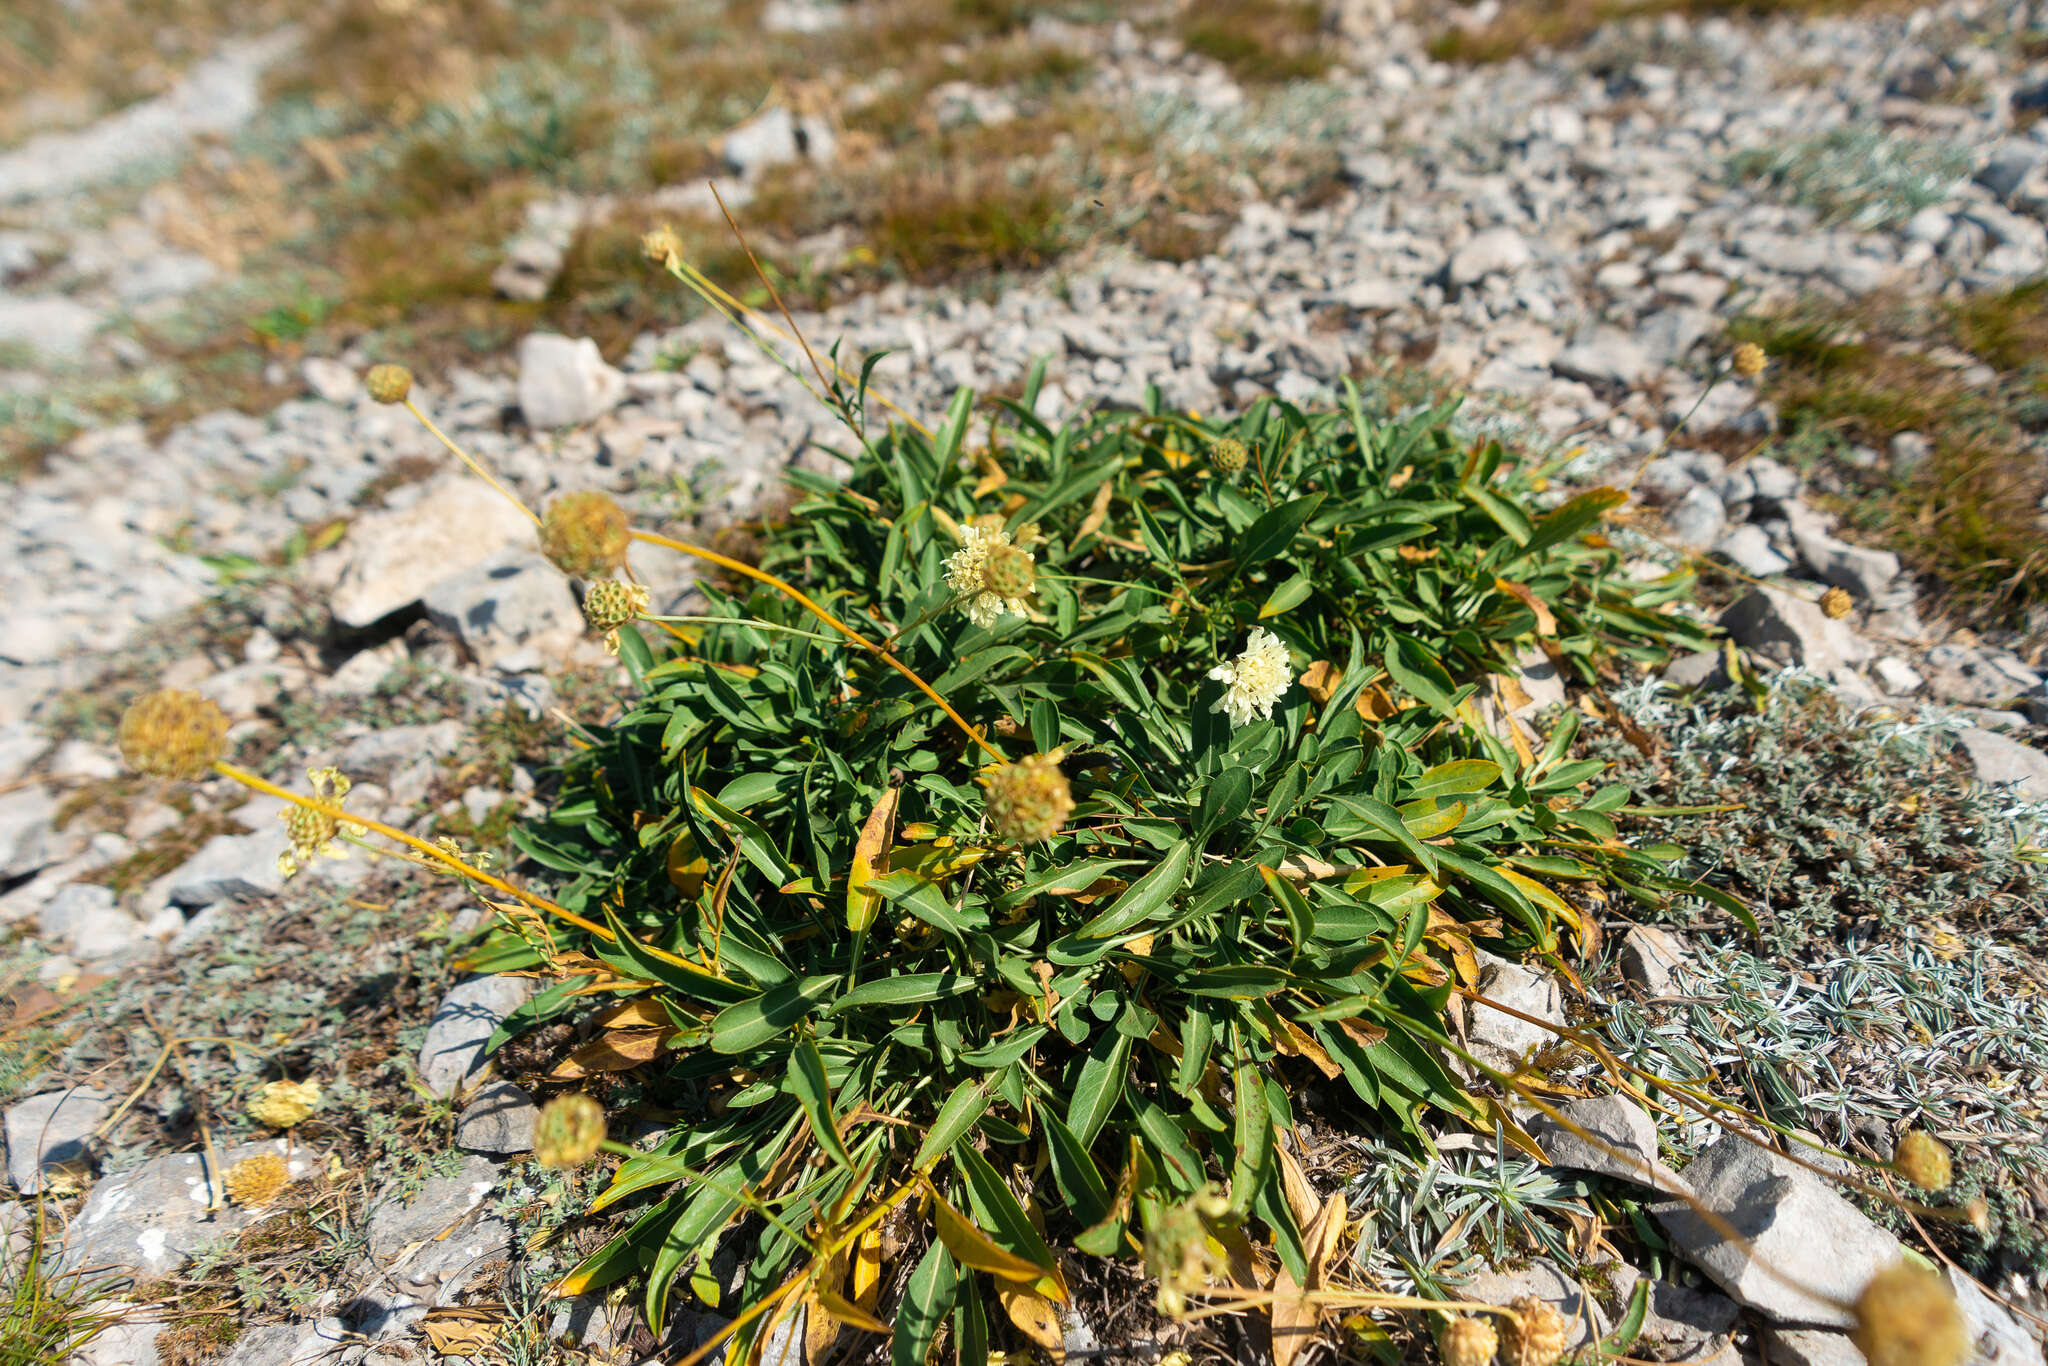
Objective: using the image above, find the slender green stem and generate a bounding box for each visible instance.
[647,614,841,645]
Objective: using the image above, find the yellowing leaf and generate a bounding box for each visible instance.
[852,1226,883,1311]
[847,786,900,933]
[1493,578,1558,636]
[1075,479,1115,543]
[667,831,709,898]
[815,1285,890,1336]
[548,1027,668,1080]
[929,1185,1064,1298]
[1298,659,1340,706]
[999,1285,1067,1358]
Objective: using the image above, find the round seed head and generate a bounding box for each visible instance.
[1441,1316,1500,1366]
[1501,1297,1570,1366]
[365,364,413,405]
[118,690,229,780]
[642,225,683,266]
[247,1079,322,1130]
[981,754,1074,844]
[1821,585,1854,619]
[541,491,631,579]
[984,543,1037,601]
[1732,342,1768,379]
[1893,1131,1953,1192]
[535,1094,607,1168]
[1852,1264,1967,1366]
[1212,436,1248,476]
[224,1153,291,1208]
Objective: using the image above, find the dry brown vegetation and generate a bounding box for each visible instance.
[1425,0,1902,62]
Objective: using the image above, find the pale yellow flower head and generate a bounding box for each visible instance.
[224,1153,291,1207]
[1208,628,1293,728]
[248,1079,322,1129]
[278,767,359,878]
[1853,1264,1966,1366]
[944,523,1034,629]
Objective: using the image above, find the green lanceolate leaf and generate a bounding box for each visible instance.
[1237,493,1326,572]
[893,1242,958,1366]
[786,1035,853,1171]
[1068,1027,1133,1144]
[917,1079,993,1171]
[710,975,840,1054]
[1074,840,1193,938]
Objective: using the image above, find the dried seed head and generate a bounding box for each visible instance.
[1441,1316,1500,1366]
[992,715,1022,738]
[1732,342,1768,379]
[247,1079,322,1130]
[642,225,683,266]
[1852,1264,1967,1366]
[1821,585,1854,619]
[1211,437,1248,476]
[1893,1131,1953,1192]
[1501,1297,1570,1366]
[224,1153,291,1207]
[118,690,229,780]
[581,580,652,653]
[365,364,413,405]
[541,491,631,579]
[535,1094,606,1168]
[981,754,1074,844]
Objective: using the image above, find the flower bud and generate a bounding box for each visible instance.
[247,1079,322,1129]
[1892,1131,1952,1192]
[1211,437,1248,476]
[1821,585,1853,619]
[1732,342,1768,379]
[581,580,652,653]
[541,491,631,579]
[365,364,413,405]
[118,690,229,780]
[535,1094,606,1168]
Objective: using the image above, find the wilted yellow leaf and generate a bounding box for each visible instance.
[999,1285,1067,1359]
[847,786,901,933]
[421,1308,503,1355]
[929,1185,1068,1302]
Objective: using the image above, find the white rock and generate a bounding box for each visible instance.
[1553,326,1652,387]
[1619,924,1690,995]
[301,356,359,404]
[1872,657,1925,696]
[1667,485,1727,550]
[1524,1094,1686,1193]
[0,296,103,361]
[1715,524,1793,577]
[517,333,625,429]
[1468,950,1564,1068]
[719,106,836,178]
[422,551,582,669]
[1449,227,1532,286]
[323,475,536,628]
[1720,586,1869,678]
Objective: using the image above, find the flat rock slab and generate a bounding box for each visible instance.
[364,1152,511,1303]
[323,475,536,629]
[1654,1135,1896,1327]
[1524,1094,1688,1195]
[1458,1260,1605,1352]
[6,1085,109,1194]
[455,1080,538,1154]
[63,1139,320,1279]
[417,974,534,1099]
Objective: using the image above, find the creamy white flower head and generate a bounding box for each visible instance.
[943,523,1032,629]
[1208,628,1293,728]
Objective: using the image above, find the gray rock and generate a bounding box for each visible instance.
[1945,1265,2041,1366]
[417,975,534,1098]
[0,784,62,879]
[35,883,144,960]
[6,1087,108,1193]
[159,827,284,909]
[1655,1135,1897,1326]
[761,0,845,33]
[1889,431,1933,470]
[323,475,537,628]
[492,233,567,303]
[1620,925,1690,996]
[1663,650,1729,693]
[720,106,835,178]
[61,1139,319,1278]
[69,1302,166,1366]
[1715,524,1793,577]
[213,1316,354,1366]
[1468,950,1565,1068]
[1457,1260,1604,1352]
[1923,646,2039,707]
[422,551,581,670]
[517,333,625,429]
[1510,645,1565,717]
[365,1153,511,1300]
[1956,729,2048,802]
[1786,506,1900,600]
[1554,327,1652,387]
[1526,1094,1684,1193]
[1635,456,1699,508]
[1763,1327,1863,1366]
[1600,1261,1740,1360]
[1721,586,1868,677]
[336,720,467,779]
[455,1081,538,1154]
[1450,227,1532,286]
[1667,485,1727,551]
[0,296,103,361]
[1718,457,1801,508]
[1977,141,2048,201]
